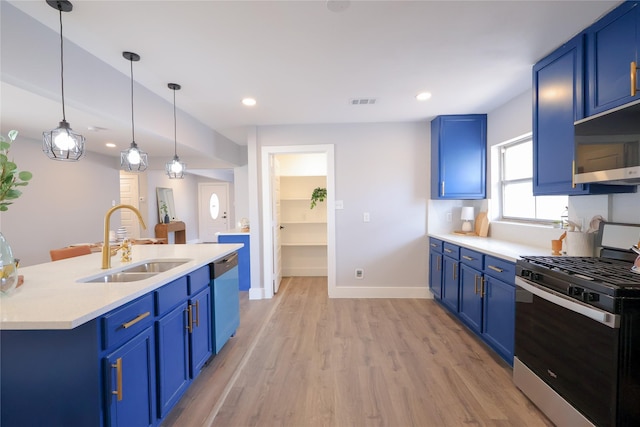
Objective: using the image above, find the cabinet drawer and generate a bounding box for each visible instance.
[429,238,443,252]
[188,265,210,295]
[156,276,188,316]
[460,248,483,270]
[443,242,460,259]
[102,294,154,350]
[483,256,515,283]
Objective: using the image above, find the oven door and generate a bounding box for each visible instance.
[514,278,620,427]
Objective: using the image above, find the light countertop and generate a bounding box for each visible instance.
[217,228,250,235]
[428,233,551,262]
[0,243,242,331]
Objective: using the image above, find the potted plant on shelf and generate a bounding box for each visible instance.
[160,201,170,224]
[0,130,32,294]
[310,187,327,209]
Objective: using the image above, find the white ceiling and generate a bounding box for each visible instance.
[1,0,622,169]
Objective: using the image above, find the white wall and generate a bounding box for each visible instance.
[253,122,429,297]
[1,136,120,266]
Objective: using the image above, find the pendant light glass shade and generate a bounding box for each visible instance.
[120,51,148,172]
[165,83,186,179]
[43,0,85,161]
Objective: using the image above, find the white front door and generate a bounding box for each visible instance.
[272,156,282,293]
[119,172,140,238]
[198,183,230,242]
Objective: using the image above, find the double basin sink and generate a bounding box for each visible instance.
[80,260,189,283]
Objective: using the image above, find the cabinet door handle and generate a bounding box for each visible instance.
[444,248,452,253]
[111,357,123,401]
[488,265,503,273]
[186,305,193,333]
[441,181,445,196]
[462,255,473,261]
[437,255,441,271]
[453,262,457,280]
[481,277,486,297]
[194,300,200,328]
[430,243,437,248]
[572,160,576,189]
[121,311,150,329]
[474,275,478,295]
[632,61,638,97]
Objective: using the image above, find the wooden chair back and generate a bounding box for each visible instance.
[50,245,93,262]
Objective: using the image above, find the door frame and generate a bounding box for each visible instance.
[260,144,335,299]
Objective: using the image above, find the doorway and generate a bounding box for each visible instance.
[260,145,336,299]
[198,182,230,242]
[119,172,141,238]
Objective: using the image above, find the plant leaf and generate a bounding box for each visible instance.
[18,171,32,181]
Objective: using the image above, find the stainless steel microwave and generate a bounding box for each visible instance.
[574,100,640,185]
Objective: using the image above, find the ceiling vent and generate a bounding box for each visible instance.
[349,98,377,105]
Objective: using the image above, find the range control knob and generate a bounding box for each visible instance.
[582,292,600,302]
[569,286,584,297]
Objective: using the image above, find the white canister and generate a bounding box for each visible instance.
[566,231,594,256]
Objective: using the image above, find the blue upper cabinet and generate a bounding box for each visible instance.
[586,1,640,116]
[431,114,487,200]
[533,33,636,196]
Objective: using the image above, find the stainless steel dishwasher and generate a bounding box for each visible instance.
[211,252,240,354]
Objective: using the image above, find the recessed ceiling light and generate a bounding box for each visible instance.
[242,98,257,106]
[416,92,432,101]
[105,142,116,148]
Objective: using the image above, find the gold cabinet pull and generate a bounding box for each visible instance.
[430,243,437,248]
[462,255,473,261]
[481,277,486,297]
[111,357,123,401]
[453,262,457,280]
[488,265,503,273]
[194,300,200,328]
[474,275,478,295]
[186,305,193,333]
[121,311,150,329]
[632,61,638,97]
[572,160,576,189]
[437,255,441,271]
[444,248,452,253]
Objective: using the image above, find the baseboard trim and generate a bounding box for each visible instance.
[248,287,265,300]
[329,286,431,299]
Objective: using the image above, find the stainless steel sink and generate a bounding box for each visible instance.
[121,260,187,273]
[83,272,159,283]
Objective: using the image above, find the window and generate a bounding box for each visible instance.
[500,136,567,223]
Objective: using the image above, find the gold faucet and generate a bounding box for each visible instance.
[102,204,147,269]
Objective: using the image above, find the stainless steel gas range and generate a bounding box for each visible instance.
[514,222,640,427]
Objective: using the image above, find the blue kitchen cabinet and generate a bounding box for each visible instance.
[442,243,460,312]
[105,327,157,427]
[430,115,487,200]
[428,238,443,299]
[533,33,635,196]
[481,256,516,365]
[189,286,213,376]
[459,262,483,334]
[586,1,640,116]
[217,233,250,291]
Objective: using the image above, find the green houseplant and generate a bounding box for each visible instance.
[310,187,327,209]
[0,130,32,294]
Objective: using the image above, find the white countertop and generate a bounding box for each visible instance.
[0,243,242,331]
[428,233,551,262]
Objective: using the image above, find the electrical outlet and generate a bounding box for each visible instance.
[355,268,364,279]
[446,212,452,222]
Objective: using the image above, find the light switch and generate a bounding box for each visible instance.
[363,212,370,222]
[335,200,344,209]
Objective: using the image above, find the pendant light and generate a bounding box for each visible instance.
[166,83,186,179]
[120,51,148,172]
[42,0,85,161]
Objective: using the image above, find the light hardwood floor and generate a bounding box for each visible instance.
[163,277,552,427]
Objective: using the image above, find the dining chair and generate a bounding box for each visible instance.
[49,245,93,262]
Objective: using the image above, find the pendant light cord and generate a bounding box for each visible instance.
[129,58,135,143]
[173,89,178,156]
[58,8,66,122]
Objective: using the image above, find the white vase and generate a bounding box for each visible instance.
[0,232,18,294]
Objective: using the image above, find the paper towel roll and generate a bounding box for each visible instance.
[566,231,594,256]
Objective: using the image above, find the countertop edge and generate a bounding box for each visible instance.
[428,233,551,262]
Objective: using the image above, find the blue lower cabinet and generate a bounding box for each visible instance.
[217,233,250,291]
[482,276,515,363]
[458,263,483,334]
[156,304,190,419]
[105,326,157,427]
[190,286,213,376]
[442,255,459,312]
